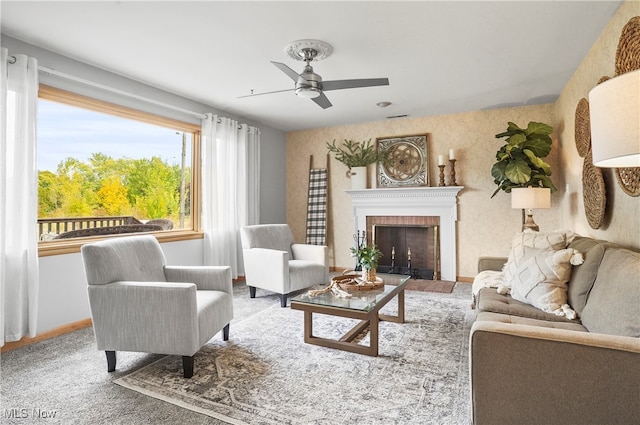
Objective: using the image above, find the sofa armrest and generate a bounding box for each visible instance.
[242,248,288,292]
[87,281,200,356]
[470,320,640,425]
[477,256,507,272]
[291,243,328,266]
[164,265,233,295]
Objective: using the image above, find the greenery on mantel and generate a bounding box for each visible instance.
[490,121,557,198]
[327,139,390,168]
[350,243,383,271]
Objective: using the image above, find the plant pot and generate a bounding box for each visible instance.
[347,166,367,189]
[362,268,377,283]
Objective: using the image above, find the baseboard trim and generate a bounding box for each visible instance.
[1,318,93,353]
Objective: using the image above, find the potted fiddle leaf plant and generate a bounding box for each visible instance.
[327,139,390,189]
[350,243,383,283]
[490,121,557,197]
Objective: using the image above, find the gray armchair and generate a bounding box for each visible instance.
[240,224,329,307]
[80,235,233,378]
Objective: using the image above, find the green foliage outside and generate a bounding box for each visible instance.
[38,153,191,224]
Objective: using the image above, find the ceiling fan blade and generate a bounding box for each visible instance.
[237,88,294,98]
[322,78,389,92]
[312,93,333,109]
[271,61,308,83]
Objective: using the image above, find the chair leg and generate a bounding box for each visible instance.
[249,286,256,298]
[105,351,116,372]
[182,356,194,378]
[223,323,230,341]
[280,294,288,308]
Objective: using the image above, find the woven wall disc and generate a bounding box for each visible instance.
[597,75,611,85]
[615,16,640,75]
[615,167,640,197]
[574,98,591,157]
[582,150,606,229]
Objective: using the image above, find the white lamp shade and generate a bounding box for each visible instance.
[588,69,640,168]
[511,187,551,209]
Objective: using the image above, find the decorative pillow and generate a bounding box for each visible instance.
[508,229,573,261]
[501,229,575,292]
[507,246,584,318]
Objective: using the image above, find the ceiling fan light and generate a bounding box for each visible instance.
[296,87,321,99]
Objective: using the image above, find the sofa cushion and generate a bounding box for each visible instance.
[506,246,583,317]
[475,311,588,331]
[581,247,640,337]
[476,288,579,323]
[566,237,608,315]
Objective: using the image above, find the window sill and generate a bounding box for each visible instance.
[38,230,204,257]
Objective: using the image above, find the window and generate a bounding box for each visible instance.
[37,85,202,256]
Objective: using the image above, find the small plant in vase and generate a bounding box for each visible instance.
[327,139,390,189]
[350,243,383,283]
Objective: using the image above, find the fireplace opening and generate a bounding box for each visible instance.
[372,224,440,280]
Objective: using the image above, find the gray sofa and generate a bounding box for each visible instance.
[470,235,640,425]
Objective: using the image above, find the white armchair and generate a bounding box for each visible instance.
[240,224,329,307]
[80,235,233,378]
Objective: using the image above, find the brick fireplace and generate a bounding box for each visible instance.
[369,216,440,280]
[345,187,462,281]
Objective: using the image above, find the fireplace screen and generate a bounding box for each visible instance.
[372,224,440,280]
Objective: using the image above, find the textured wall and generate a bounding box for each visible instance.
[554,1,640,251]
[287,104,558,280]
[287,1,640,280]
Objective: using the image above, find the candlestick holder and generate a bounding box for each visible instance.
[449,159,458,186]
[438,165,446,187]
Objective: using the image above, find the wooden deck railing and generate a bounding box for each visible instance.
[37,216,143,240]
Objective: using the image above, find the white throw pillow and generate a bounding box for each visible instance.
[502,229,575,292]
[508,246,583,317]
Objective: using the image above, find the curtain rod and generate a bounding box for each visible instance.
[38,65,208,120]
[8,55,246,127]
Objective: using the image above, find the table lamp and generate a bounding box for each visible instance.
[511,187,551,232]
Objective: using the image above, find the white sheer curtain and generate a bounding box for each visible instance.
[1,48,40,347]
[201,114,260,278]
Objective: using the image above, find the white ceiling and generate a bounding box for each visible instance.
[1,1,621,132]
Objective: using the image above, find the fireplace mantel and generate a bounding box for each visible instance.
[345,187,463,281]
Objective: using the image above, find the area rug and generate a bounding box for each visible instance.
[404,279,455,293]
[115,290,473,425]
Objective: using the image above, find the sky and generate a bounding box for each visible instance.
[37,99,192,172]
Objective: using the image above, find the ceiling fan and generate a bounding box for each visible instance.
[239,39,389,109]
